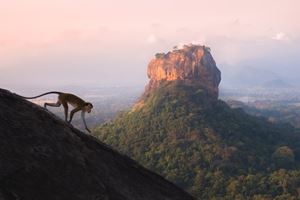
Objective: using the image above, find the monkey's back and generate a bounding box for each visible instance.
[59,93,85,106]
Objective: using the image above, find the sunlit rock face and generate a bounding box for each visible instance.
[146,44,221,98]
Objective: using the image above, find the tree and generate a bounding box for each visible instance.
[272,146,295,169]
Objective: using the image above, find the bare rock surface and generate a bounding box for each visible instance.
[0,89,194,200]
[146,45,221,98]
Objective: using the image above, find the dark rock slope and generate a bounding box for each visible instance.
[0,89,194,200]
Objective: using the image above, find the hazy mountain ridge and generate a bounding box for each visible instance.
[226,99,300,128]
[221,66,296,89]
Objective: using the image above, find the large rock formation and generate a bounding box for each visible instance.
[94,44,300,199]
[0,89,194,200]
[146,44,221,98]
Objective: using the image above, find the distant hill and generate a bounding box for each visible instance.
[262,79,292,88]
[222,66,293,89]
[94,45,300,199]
[0,89,194,200]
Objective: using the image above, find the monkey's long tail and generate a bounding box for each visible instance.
[18,91,62,99]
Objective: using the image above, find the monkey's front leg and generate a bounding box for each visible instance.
[85,127,91,133]
[81,111,91,133]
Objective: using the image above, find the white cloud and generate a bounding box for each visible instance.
[176,42,185,49]
[146,34,157,44]
[174,38,207,50]
[272,32,289,41]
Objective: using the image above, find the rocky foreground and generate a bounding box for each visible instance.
[0,89,194,200]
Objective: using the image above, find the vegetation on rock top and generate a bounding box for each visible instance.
[94,81,300,199]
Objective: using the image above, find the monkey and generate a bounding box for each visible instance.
[20,91,93,133]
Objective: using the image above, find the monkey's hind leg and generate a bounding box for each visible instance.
[68,107,81,123]
[44,101,61,109]
[62,103,68,122]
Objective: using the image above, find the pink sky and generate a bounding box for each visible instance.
[0,0,299,89]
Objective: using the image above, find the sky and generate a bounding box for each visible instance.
[0,0,299,92]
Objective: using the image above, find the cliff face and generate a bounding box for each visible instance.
[0,89,194,200]
[146,45,221,98]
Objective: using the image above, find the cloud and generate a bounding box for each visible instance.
[191,38,207,45]
[174,38,207,50]
[272,32,289,41]
[146,34,157,44]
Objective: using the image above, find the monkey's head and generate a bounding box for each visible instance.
[85,102,93,113]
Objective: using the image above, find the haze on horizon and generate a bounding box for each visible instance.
[0,0,299,93]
